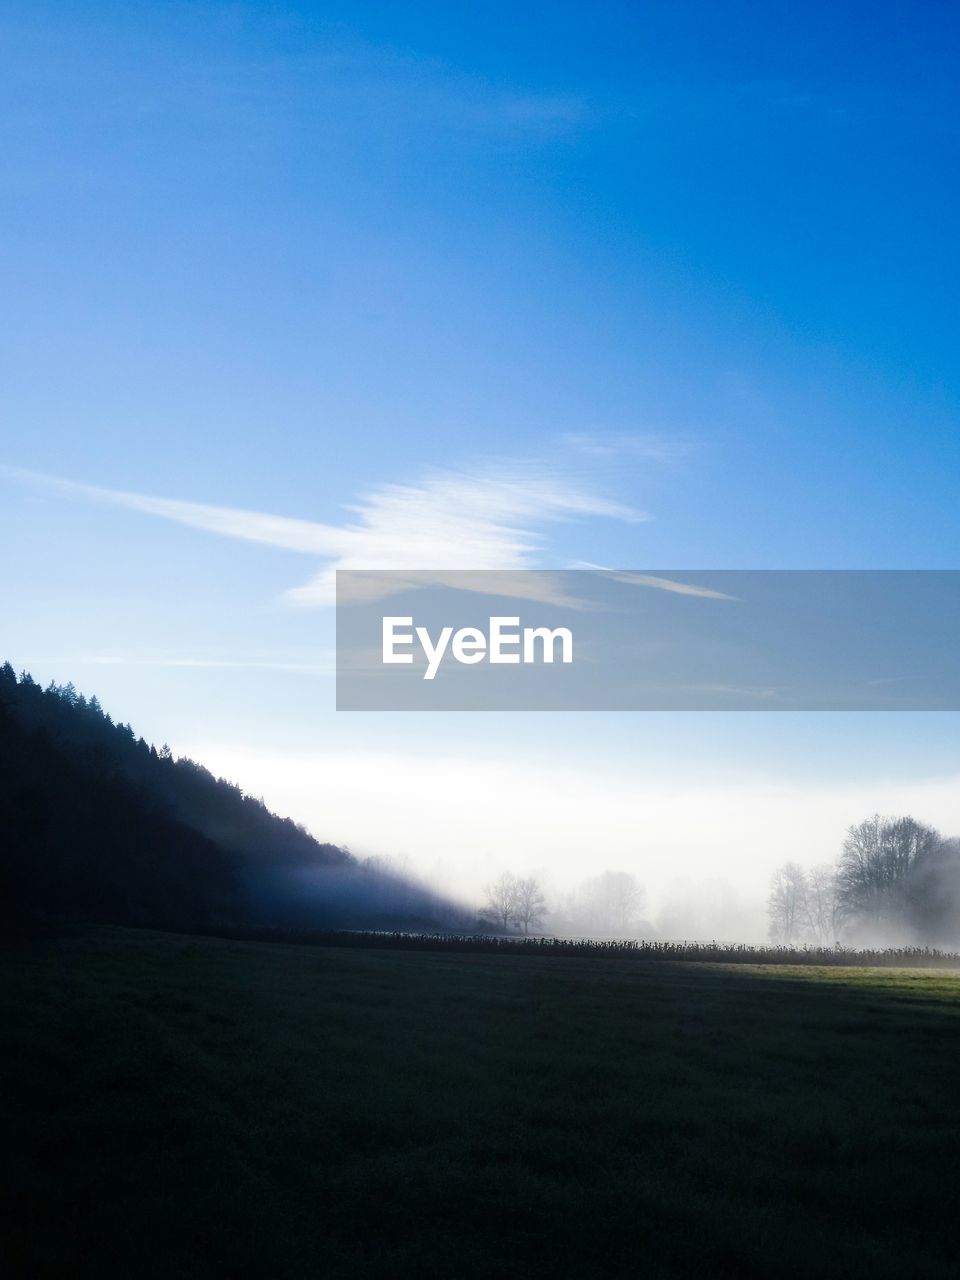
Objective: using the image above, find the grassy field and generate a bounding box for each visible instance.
[2,929,960,1279]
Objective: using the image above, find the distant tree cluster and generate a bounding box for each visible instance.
[550,870,648,938]
[0,663,461,934]
[481,869,653,939]
[768,814,960,946]
[767,862,837,945]
[482,871,547,935]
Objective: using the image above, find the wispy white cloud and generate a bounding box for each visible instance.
[333,570,594,610]
[3,466,343,554]
[603,571,739,602]
[74,653,337,676]
[2,459,646,607]
[568,562,738,601]
[561,432,697,464]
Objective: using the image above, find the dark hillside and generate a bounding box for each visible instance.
[0,663,457,932]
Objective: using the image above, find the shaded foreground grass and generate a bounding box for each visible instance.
[2,929,960,1279]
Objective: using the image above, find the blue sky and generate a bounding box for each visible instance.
[2,2,959,922]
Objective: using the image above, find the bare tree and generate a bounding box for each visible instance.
[767,862,809,944]
[484,871,519,932]
[575,870,646,936]
[804,863,838,945]
[836,814,941,931]
[512,876,546,935]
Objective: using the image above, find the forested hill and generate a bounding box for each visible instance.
[0,663,457,933]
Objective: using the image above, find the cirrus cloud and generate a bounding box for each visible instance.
[1,456,647,607]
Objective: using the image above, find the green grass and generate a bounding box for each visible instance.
[2,929,960,1279]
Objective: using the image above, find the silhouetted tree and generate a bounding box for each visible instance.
[573,870,645,936]
[836,815,940,934]
[767,862,809,944]
[804,863,839,945]
[513,876,546,935]
[484,872,519,931]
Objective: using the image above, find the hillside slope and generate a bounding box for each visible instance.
[0,663,455,931]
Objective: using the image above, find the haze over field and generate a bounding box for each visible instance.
[174,738,960,939]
